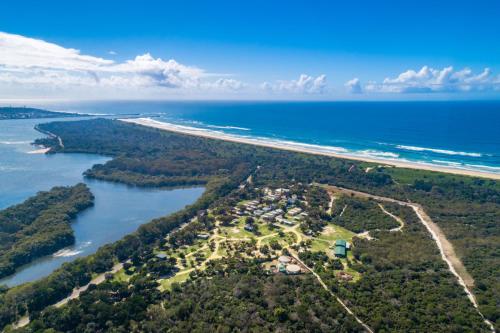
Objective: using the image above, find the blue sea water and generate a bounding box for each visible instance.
[40,100,500,174]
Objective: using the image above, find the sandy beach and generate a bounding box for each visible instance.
[120,118,500,180]
[27,147,51,154]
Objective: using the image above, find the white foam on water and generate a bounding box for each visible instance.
[397,145,482,157]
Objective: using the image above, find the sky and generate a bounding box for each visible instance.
[0,0,499,100]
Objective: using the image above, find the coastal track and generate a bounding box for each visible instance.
[320,184,496,332]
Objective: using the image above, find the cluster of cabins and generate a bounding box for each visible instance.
[234,187,308,228]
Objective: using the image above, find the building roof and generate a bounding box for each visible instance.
[156,253,167,259]
[286,264,301,274]
[278,255,292,264]
[335,239,347,247]
[334,246,346,257]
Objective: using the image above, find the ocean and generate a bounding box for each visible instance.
[37,100,500,175]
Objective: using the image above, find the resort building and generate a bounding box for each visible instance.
[244,224,255,232]
[197,233,210,240]
[334,246,346,258]
[254,209,264,216]
[287,207,302,216]
[335,239,347,247]
[334,239,348,258]
[155,253,167,260]
[276,217,295,226]
[278,255,292,264]
[285,264,301,275]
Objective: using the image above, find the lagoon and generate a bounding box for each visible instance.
[0,118,204,286]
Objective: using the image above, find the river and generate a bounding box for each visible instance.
[0,117,204,287]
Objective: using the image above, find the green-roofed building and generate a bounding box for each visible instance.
[335,239,347,247]
[334,245,346,258]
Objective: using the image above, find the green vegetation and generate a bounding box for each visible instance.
[0,118,497,331]
[332,195,400,232]
[0,184,94,279]
[330,204,486,332]
[0,107,81,120]
[18,259,363,333]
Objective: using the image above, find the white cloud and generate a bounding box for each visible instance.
[262,74,327,94]
[365,66,500,93]
[0,31,242,98]
[208,78,245,91]
[345,78,362,94]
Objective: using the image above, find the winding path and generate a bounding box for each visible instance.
[11,262,124,329]
[378,203,405,232]
[290,251,374,333]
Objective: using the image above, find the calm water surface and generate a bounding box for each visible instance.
[0,118,204,286]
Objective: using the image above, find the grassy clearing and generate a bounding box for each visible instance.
[159,270,193,290]
[112,268,131,282]
[310,223,355,252]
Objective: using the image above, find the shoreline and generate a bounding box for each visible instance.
[120,118,500,180]
[27,147,51,154]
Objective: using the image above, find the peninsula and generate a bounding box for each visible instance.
[121,118,500,181]
[0,107,85,120]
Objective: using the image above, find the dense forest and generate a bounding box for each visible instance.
[16,259,363,332]
[0,107,80,120]
[0,184,94,279]
[0,118,497,331]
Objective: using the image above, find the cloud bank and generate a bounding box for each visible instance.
[363,66,500,93]
[0,32,253,98]
[262,74,327,94]
[1,32,499,99]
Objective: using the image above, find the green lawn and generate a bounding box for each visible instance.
[309,223,355,254]
[159,270,193,290]
[112,268,132,282]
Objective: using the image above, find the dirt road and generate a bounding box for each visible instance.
[290,251,374,333]
[319,184,495,332]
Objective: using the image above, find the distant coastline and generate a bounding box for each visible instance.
[121,117,500,180]
[0,106,87,120]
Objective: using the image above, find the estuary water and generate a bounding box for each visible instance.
[0,118,204,286]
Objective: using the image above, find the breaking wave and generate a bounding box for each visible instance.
[355,150,399,159]
[396,145,482,157]
[205,124,251,131]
